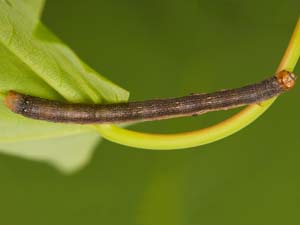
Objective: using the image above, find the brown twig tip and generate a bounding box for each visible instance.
[4,91,24,112]
[276,70,296,90]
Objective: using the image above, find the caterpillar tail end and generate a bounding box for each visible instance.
[276,70,296,90]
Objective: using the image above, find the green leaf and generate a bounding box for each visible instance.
[0,2,129,103]
[0,131,100,174]
[0,0,129,172]
[23,0,45,18]
[11,0,45,19]
[2,0,45,20]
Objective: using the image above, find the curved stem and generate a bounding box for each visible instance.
[94,18,300,150]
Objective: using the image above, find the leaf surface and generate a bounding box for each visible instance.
[0,0,129,172]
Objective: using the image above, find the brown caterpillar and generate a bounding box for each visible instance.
[4,70,296,124]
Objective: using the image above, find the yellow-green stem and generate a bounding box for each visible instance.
[94,18,300,150]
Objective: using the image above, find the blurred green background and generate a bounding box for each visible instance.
[0,0,299,224]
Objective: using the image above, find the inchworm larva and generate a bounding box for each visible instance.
[3,70,296,124]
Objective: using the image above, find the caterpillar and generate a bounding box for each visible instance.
[4,70,296,124]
